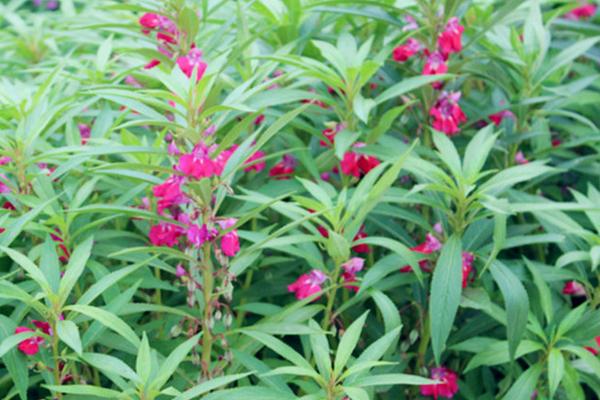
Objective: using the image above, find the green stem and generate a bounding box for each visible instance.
[51,320,63,399]
[417,312,431,369]
[201,243,214,378]
[322,261,343,330]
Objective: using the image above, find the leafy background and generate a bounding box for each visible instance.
[0,0,600,399]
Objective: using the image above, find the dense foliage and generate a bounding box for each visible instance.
[1,0,600,399]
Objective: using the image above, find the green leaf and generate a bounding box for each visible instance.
[501,363,543,400]
[429,235,463,365]
[241,330,313,370]
[57,320,82,356]
[65,305,140,347]
[375,74,454,105]
[44,385,123,398]
[548,348,565,398]
[153,333,201,390]
[334,311,369,377]
[0,316,28,400]
[462,124,497,181]
[343,386,369,400]
[137,332,152,384]
[81,352,139,382]
[0,246,53,296]
[432,130,462,180]
[59,236,93,307]
[174,373,253,400]
[490,261,529,360]
[354,373,434,387]
[0,332,39,358]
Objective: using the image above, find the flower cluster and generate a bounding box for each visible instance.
[15,320,51,356]
[393,16,468,136]
[138,12,208,81]
[420,367,459,399]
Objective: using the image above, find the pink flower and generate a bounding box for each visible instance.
[144,59,161,70]
[420,367,459,399]
[430,91,467,136]
[269,155,297,180]
[401,233,442,273]
[489,110,515,126]
[218,218,240,257]
[342,257,365,274]
[187,224,214,247]
[423,51,448,76]
[244,151,266,172]
[288,270,327,300]
[562,281,586,296]
[0,156,12,165]
[149,222,184,247]
[438,17,464,56]
[15,327,43,356]
[462,252,474,288]
[221,231,240,257]
[175,264,187,277]
[177,47,208,82]
[78,123,91,145]
[153,175,186,213]
[0,174,12,194]
[124,75,142,88]
[393,38,422,62]
[320,123,344,147]
[402,15,418,31]
[565,3,597,20]
[515,151,529,165]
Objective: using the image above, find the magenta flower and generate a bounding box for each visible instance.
[78,123,91,145]
[564,3,597,20]
[462,252,475,288]
[178,145,216,179]
[244,151,266,173]
[420,367,459,399]
[153,175,186,213]
[149,222,184,247]
[489,109,515,126]
[288,270,328,300]
[0,156,12,165]
[269,154,297,180]
[430,91,467,136]
[562,281,586,296]
[438,17,464,56]
[15,327,43,356]
[401,233,442,273]
[175,264,187,277]
[187,224,215,248]
[422,51,448,76]
[393,38,422,62]
[340,143,380,179]
[218,218,239,257]
[177,47,208,82]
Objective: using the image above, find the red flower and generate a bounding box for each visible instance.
[177,47,208,82]
[462,252,474,288]
[488,110,515,126]
[178,144,218,179]
[438,17,464,56]
[244,151,266,173]
[254,114,265,126]
[393,38,422,62]
[401,233,442,273]
[340,143,381,179]
[551,138,562,147]
[420,367,459,399]
[288,270,327,300]
[15,327,43,356]
[422,51,448,76]
[320,123,344,147]
[144,59,161,70]
[586,346,599,356]
[187,224,216,248]
[565,3,597,20]
[342,271,360,293]
[32,320,52,335]
[269,155,296,180]
[149,222,184,247]
[430,91,467,136]
[352,227,371,253]
[562,281,586,296]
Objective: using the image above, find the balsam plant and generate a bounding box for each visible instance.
[1,0,600,399]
